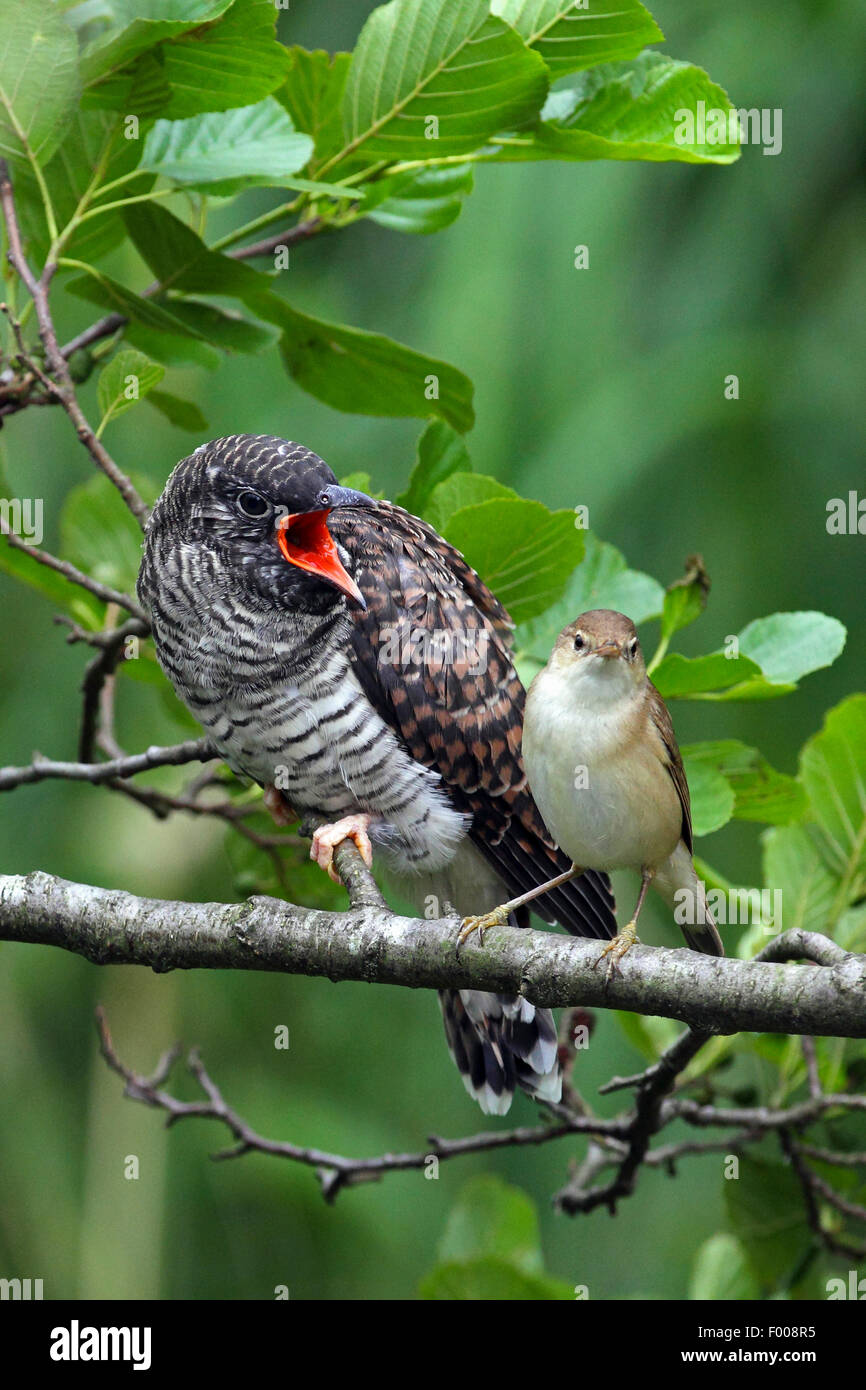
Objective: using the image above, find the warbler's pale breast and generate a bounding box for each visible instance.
[524,658,682,872]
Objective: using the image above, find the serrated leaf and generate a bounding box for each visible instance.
[443,498,583,623]
[141,98,313,194]
[0,0,79,165]
[66,267,208,339]
[249,292,475,433]
[491,0,662,78]
[532,53,741,165]
[162,0,292,118]
[516,532,664,664]
[279,47,351,168]
[396,421,471,516]
[80,0,234,87]
[161,300,278,354]
[799,694,866,894]
[738,611,846,686]
[146,389,207,432]
[97,348,164,430]
[364,165,474,235]
[339,0,548,165]
[424,472,514,532]
[123,203,270,298]
[15,110,152,265]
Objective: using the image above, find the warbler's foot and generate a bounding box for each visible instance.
[457,903,510,949]
[263,784,296,827]
[594,920,639,980]
[310,814,375,884]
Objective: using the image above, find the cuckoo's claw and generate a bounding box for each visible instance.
[310,814,375,884]
[457,903,510,950]
[594,920,639,980]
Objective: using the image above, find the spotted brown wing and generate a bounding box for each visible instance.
[330,501,616,940]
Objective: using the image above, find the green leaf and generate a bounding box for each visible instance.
[161,0,292,118]
[758,823,839,947]
[141,98,313,194]
[738,611,847,686]
[725,1156,813,1288]
[340,0,549,164]
[249,292,475,432]
[614,1010,680,1062]
[146,389,207,432]
[0,535,101,626]
[122,323,221,371]
[799,694,866,893]
[420,1256,572,1300]
[80,48,170,118]
[161,300,278,354]
[97,348,165,430]
[396,421,471,516]
[80,0,234,87]
[682,757,734,837]
[689,1234,760,1301]
[123,203,270,296]
[0,0,79,165]
[15,110,153,265]
[682,741,808,827]
[279,48,351,169]
[531,53,741,165]
[652,652,764,699]
[443,498,583,623]
[60,473,150,596]
[424,472,515,533]
[66,267,208,339]
[516,532,664,664]
[491,0,662,78]
[437,1176,544,1273]
[660,553,710,642]
[364,165,474,235]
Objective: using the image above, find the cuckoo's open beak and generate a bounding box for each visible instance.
[276,509,366,609]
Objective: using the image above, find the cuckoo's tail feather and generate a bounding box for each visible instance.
[439,989,561,1115]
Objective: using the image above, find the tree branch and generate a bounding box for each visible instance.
[0,739,210,792]
[1,870,863,1037]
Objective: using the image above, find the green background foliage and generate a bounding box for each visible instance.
[1,0,865,1300]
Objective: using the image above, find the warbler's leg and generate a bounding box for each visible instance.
[595,867,654,979]
[458,865,584,948]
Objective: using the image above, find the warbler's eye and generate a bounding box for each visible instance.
[628,638,639,660]
[573,633,586,652]
[237,490,270,519]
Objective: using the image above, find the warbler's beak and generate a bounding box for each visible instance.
[594,640,622,659]
[276,509,366,609]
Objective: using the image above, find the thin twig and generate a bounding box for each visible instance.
[2,529,146,617]
[0,738,211,791]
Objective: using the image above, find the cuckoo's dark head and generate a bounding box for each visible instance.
[139,435,375,616]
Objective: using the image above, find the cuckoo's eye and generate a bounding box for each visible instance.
[236,490,270,519]
[573,632,586,652]
[628,637,639,660]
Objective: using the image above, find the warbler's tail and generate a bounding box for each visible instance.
[655,841,725,956]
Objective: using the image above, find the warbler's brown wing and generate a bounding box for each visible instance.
[648,680,693,854]
[330,501,616,940]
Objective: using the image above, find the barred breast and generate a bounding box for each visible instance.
[143,568,467,877]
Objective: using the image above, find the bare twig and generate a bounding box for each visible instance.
[0,159,148,525]
[2,530,146,617]
[0,739,211,791]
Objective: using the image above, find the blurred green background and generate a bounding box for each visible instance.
[1,0,865,1299]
